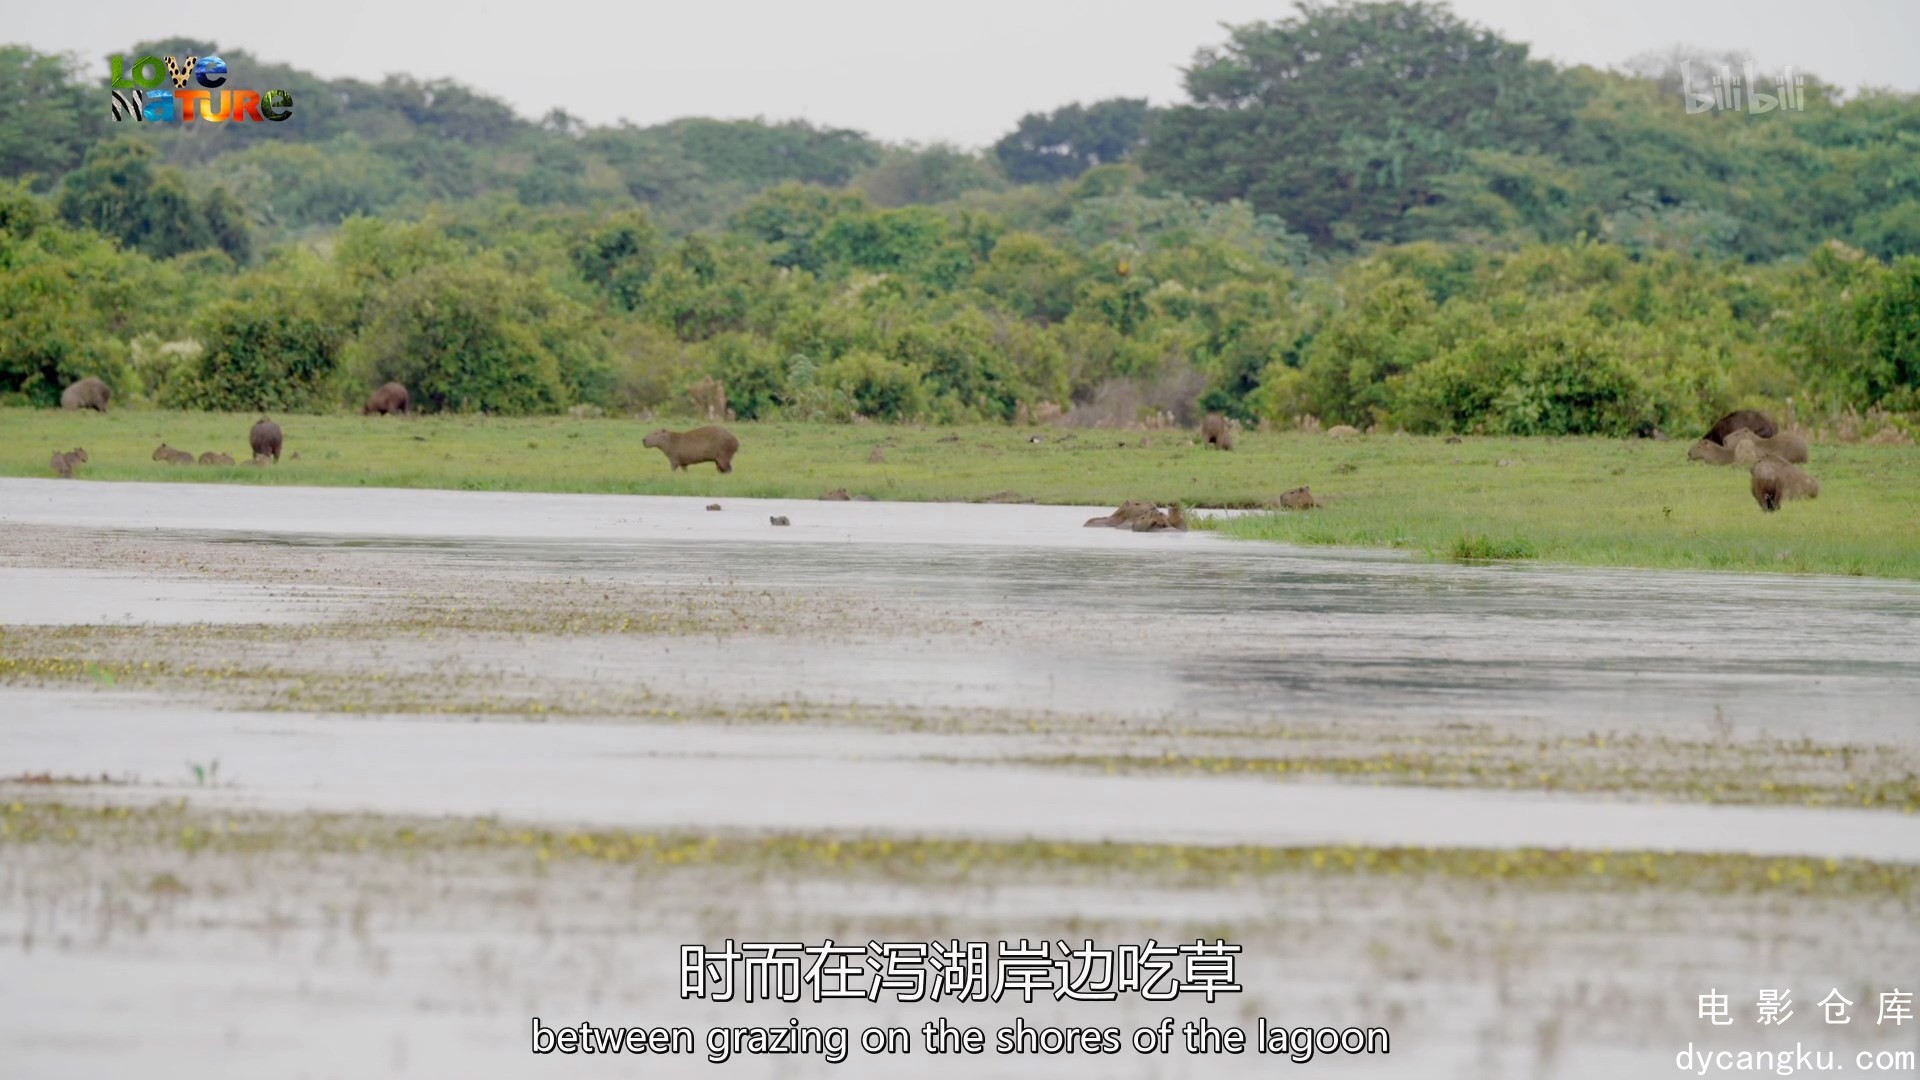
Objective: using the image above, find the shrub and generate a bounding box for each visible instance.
[818,349,926,421]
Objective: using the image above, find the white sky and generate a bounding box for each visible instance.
[15,0,1918,147]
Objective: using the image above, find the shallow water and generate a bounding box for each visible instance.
[5,479,1920,1079]
[9,690,1919,861]
[5,478,1918,743]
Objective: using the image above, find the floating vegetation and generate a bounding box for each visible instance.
[3,800,1914,900]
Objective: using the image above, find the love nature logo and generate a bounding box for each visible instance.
[108,53,293,124]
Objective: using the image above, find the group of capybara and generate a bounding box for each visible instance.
[46,375,1829,520]
[46,374,349,478]
[1687,409,1820,511]
[145,417,282,470]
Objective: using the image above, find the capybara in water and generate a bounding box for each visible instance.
[1201,413,1234,450]
[1703,409,1777,446]
[50,447,87,477]
[1084,499,1159,528]
[250,417,282,462]
[1687,439,1737,465]
[152,443,194,465]
[1085,500,1184,531]
[643,426,738,472]
[363,381,410,416]
[197,451,235,466]
[1326,424,1359,438]
[1726,429,1810,465]
[1277,486,1318,510]
[60,377,111,411]
[1750,455,1819,512]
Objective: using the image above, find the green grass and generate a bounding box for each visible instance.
[7,407,1920,579]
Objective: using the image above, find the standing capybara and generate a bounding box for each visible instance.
[1201,413,1234,450]
[250,417,283,462]
[364,382,410,416]
[1725,429,1810,465]
[60,377,112,411]
[1703,409,1777,446]
[642,426,738,472]
[152,443,195,465]
[197,451,235,466]
[1686,439,1738,465]
[49,448,87,477]
[1750,456,1819,512]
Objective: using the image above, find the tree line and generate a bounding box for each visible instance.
[1,1,1915,433]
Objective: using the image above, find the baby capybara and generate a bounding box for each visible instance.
[1703,409,1777,446]
[60,377,111,411]
[250,417,283,462]
[197,451,235,466]
[152,443,194,465]
[643,426,738,472]
[1750,456,1819,512]
[364,382,410,416]
[1201,412,1234,450]
[49,447,87,477]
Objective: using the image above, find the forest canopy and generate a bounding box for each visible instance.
[2,2,1916,433]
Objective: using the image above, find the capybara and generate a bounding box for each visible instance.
[1201,413,1234,450]
[247,454,272,467]
[363,381,410,416]
[197,451,235,466]
[1703,409,1777,446]
[1750,455,1819,512]
[1277,486,1318,510]
[1326,424,1359,438]
[706,503,722,511]
[1726,429,1810,465]
[1084,499,1159,528]
[60,377,111,411]
[820,488,851,501]
[769,515,790,526]
[152,443,194,465]
[1085,500,1183,531]
[250,417,283,462]
[1686,439,1737,465]
[50,447,87,477]
[643,426,738,472]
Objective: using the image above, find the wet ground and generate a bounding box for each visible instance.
[2,478,1917,1078]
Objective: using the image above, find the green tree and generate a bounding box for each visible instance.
[994,99,1153,183]
[188,276,348,411]
[0,46,103,189]
[354,260,573,414]
[572,209,664,310]
[1144,1,1581,249]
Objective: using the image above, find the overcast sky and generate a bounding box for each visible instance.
[16,0,1918,146]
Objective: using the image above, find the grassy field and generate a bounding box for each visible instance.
[5,406,1918,578]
